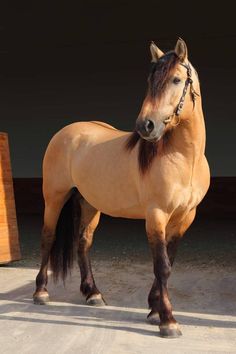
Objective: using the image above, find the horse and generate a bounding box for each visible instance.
[33,38,210,338]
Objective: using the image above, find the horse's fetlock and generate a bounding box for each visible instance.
[80,280,97,296]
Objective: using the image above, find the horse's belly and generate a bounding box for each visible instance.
[75,181,145,219]
[97,203,145,219]
[74,171,145,218]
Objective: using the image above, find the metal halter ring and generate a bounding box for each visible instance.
[163,113,180,126]
[170,115,181,127]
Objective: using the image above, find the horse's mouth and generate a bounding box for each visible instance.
[139,134,161,143]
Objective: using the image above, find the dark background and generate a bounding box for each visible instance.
[0,1,236,177]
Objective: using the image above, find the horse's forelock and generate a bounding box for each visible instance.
[124,52,179,174]
[149,51,180,99]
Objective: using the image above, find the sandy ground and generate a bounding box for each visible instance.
[0,215,236,353]
[0,261,236,354]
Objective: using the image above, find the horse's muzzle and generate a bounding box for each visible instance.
[136,118,166,142]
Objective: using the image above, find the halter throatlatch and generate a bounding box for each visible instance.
[164,62,199,126]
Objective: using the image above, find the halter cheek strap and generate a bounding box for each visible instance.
[164,62,199,126]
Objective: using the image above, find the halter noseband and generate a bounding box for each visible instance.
[163,62,199,125]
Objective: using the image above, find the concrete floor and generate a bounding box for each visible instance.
[0,215,236,353]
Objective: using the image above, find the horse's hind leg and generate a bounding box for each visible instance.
[75,196,105,306]
[33,191,70,304]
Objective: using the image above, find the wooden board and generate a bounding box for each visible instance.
[0,133,21,263]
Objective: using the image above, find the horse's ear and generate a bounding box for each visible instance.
[175,38,188,62]
[150,41,164,62]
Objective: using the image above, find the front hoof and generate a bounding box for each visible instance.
[159,323,182,338]
[86,294,106,307]
[147,310,160,325]
[33,291,50,305]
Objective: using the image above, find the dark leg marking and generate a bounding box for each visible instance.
[33,227,54,304]
[148,238,182,338]
[147,236,180,325]
[76,198,105,306]
[167,237,180,266]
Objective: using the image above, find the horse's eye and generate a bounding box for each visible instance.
[173,77,181,84]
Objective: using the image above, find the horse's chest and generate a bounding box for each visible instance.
[159,157,210,216]
[178,186,201,210]
[171,181,206,218]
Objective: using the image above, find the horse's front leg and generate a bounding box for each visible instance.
[147,237,179,324]
[146,209,182,338]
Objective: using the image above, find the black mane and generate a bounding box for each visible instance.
[125,131,158,174]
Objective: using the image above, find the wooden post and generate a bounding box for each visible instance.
[0,133,21,263]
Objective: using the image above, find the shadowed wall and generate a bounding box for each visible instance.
[0,1,235,177]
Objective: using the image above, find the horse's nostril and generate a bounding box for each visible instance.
[136,119,155,137]
[145,119,155,133]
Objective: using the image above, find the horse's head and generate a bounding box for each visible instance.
[136,38,199,142]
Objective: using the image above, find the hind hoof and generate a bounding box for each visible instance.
[33,291,50,305]
[86,294,106,307]
[147,311,160,325]
[159,323,182,338]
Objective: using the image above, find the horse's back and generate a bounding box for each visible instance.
[44,121,126,159]
[49,121,125,144]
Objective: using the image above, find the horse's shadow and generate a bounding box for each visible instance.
[0,274,235,336]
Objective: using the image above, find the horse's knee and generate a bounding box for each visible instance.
[156,262,171,280]
[153,241,171,280]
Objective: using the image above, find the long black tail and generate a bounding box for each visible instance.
[49,188,81,282]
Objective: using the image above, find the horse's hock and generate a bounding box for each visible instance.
[0,132,21,263]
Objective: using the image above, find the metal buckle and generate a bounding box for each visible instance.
[170,115,181,127]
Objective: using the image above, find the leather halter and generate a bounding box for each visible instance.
[163,62,199,126]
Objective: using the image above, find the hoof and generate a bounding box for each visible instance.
[159,323,182,338]
[86,294,106,307]
[33,291,50,305]
[147,311,160,325]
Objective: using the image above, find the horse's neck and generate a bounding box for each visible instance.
[169,102,206,160]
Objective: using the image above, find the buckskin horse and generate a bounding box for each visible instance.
[33,38,210,338]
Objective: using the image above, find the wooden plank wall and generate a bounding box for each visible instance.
[0,133,21,263]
